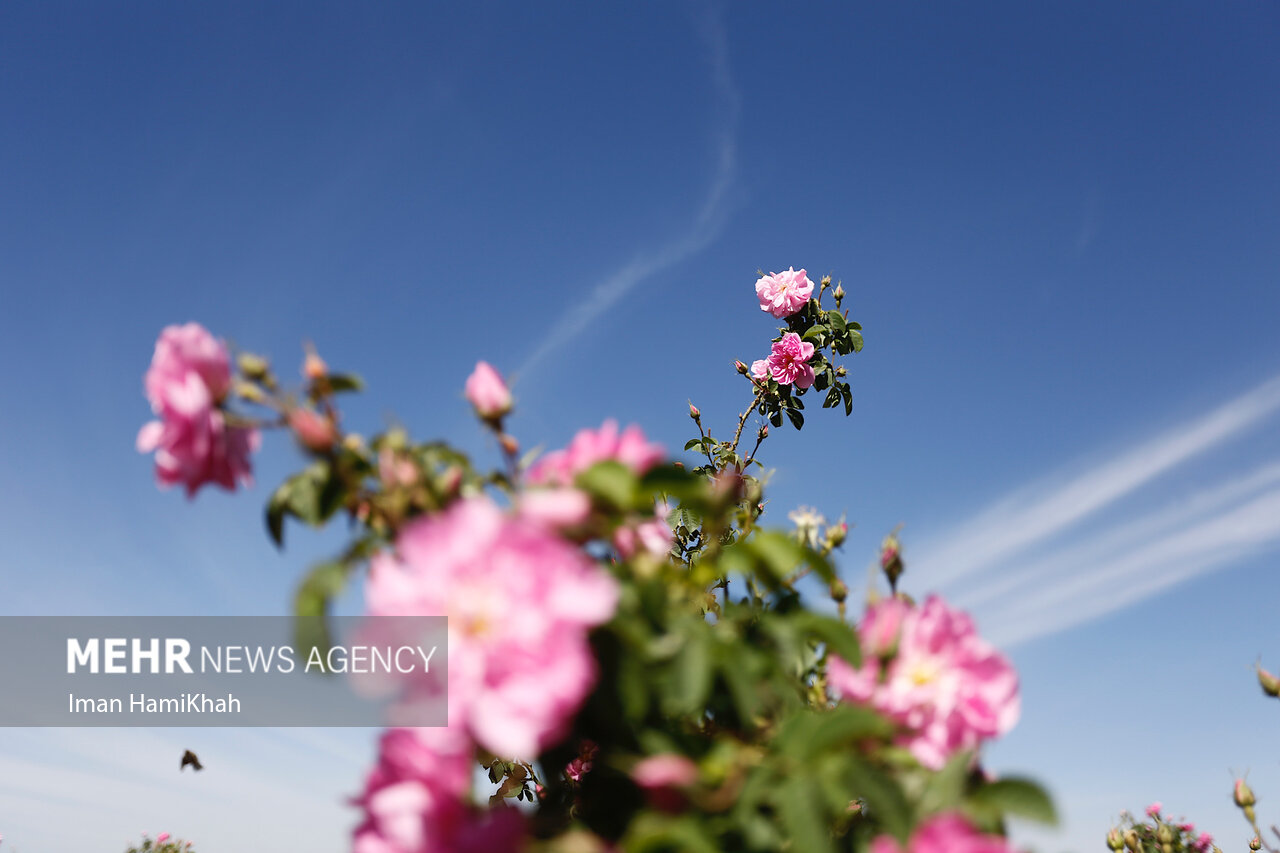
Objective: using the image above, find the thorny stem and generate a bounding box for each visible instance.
[729,388,766,459]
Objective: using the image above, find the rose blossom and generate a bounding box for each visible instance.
[526,420,664,487]
[765,333,815,389]
[354,726,524,853]
[871,813,1014,853]
[364,496,618,758]
[755,267,814,318]
[464,361,513,421]
[1146,803,1162,818]
[828,594,1020,769]
[750,359,769,381]
[632,754,698,813]
[137,323,258,496]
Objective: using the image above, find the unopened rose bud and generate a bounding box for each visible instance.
[758,424,769,439]
[1235,779,1257,820]
[303,351,328,381]
[826,521,848,548]
[829,578,847,603]
[464,361,513,422]
[1250,837,1262,851]
[734,360,749,375]
[1156,823,1174,845]
[440,465,464,496]
[836,366,847,377]
[833,283,845,301]
[1124,829,1140,852]
[689,402,701,421]
[499,433,520,457]
[1258,664,1280,697]
[237,352,269,380]
[289,408,337,451]
[1107,828,1125,851]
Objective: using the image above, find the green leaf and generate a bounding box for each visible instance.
[827,310,847,331]
[780,706,889,760]
[684,438,704,452]
[919,750,975,816]
[293,560,351,667]
[848,329,864,353]
[778,777,836,853]
[575,460,638,508]
[666,624,714,715]
[841,383,853,416]
[324,372,364,394]
[794,612,861,666]
[266,480,291,547]
[786,408,804,430]
[969,778,1057,825]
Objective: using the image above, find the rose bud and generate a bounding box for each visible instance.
[289,408,337,451]
[303,351,328,381]
[688,402,701,420]
[1257,664,1280,697]
[734,360,749,375]
[1250,837,1262,851]
[464,361,513,422]
[1107,829,1125,851]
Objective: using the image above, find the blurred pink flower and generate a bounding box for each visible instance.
[354,727,524,853]
[565,740,598,783]
[1146,803,1162,818]
[464,361,512,421]
[517,488,592,531]
[1192,832,1213,853]
[750,359,769,381]
[144,322,232,404]
[766,333,816,389]
[829,594,1020,769]
[137,324,257,496]
[526,420,664,487]
[871,813,1013,853]
[288,408,336,451]
[156,833,171,844]
[755,267,814,318]
[632,754,698,813]
[613,515,673,560]
[365,497,618,757]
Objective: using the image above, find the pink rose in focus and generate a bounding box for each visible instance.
[828,595,1020,769]
[766,333,816,389]
[755,267,814,318]
[365,497,618,758]
[137,323,258,496]
[750,359,769,381]
[464,361,513,421]
[871,814,1014,853]
[526,420,664,487]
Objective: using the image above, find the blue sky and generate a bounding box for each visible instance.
[2,2,1279,850]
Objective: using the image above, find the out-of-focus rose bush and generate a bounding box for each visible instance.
[138,270,1056,852]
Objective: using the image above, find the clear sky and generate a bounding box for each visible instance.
[2,2,1279,851]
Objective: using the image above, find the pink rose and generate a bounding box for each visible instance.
[464,361,513,421]
[632,755,698,813]
[755,267,814,318]
[137,324,258,496]
[613,517,673,559]
[288,408,336,451]
[517,488,592,531]
[1146,803,1162,818]
[526,420,665,487]
[354,727,525,853]
[766,333,816,389]
[364,497,618,758]
[871,814,1014,853]
[829,595,1020,769]
[750,359,769,381]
